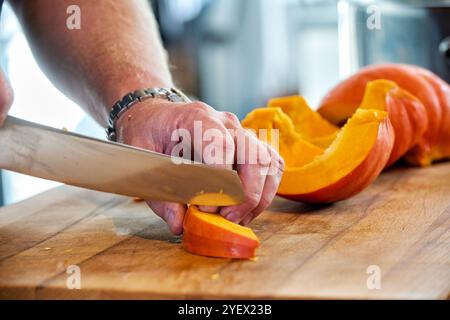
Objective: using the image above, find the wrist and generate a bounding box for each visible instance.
[106,87,189,141]
[102,76,174,111]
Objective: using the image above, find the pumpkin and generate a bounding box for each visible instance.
[277,109,394,203]
[267,95,339,148]
[359,80,428,166]
[318,63,450,166]
[242,104,394,203]
[410,67,450,162]
[241,107,324,168]
[182,206,260,259]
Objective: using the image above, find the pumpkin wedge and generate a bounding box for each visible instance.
[183,206,260,259]
[411,67,450,162]
[318,63,450,166]
[268,95,339,148]
[278,108,394,203]
[241,107,324,168]
[359,80,428,166]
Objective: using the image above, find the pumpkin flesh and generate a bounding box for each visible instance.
[183,205,260,259]
[241,107,324,168]
[268,95,339,148]
[277,109,394,203]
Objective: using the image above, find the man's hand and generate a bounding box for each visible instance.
[116,100,284,235]
[0,68,14,127]
[10,0,284,234]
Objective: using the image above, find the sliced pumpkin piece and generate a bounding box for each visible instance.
[411,67,450,163]
[278,108,394,203]
[317,63,450,166]
[359,80,428,166]
[241,107,324,168]
[183,232,257,260]
[183,205,260,259]
[268,95,339,148]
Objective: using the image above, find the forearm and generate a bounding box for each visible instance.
[10,0,173,126]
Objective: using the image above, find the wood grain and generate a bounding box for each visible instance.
[0,163,449,299]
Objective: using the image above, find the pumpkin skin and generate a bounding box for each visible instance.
[277,109,394,203]
[318,63,449,166]
[409,67,450,162]
[359,80,428,166]
[183,232,257,259]
[182,206,260,259]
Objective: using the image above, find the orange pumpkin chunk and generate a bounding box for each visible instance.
[277,109,394,203]
[183,206,260,259]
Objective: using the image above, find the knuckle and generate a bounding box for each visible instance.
[189,101,212,113]
[258,145,271,166]
[244,127,257,138]
[274,154,285,173]
[266,146,285,174]
[222,111,240,125]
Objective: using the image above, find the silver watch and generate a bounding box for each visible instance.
[106,87,190,141]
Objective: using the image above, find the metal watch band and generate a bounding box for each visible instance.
[106,87,190,141]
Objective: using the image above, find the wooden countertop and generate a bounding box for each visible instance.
[0,163,449,299]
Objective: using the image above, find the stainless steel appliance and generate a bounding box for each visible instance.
[338,0,450,81]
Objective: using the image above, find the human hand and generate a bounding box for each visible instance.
[0,68,14,127]
[115,99,284,235]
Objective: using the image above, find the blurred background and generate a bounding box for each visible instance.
[1,0,450,205]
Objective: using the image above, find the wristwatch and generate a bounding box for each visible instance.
[106,87,190,141]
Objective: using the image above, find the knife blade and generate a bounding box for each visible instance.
[0,116,245,206]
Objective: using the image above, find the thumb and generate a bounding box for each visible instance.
[145,200,186,235]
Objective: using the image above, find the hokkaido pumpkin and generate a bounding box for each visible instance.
[268,95,339,148]
[410,67,450,161]
[183,206,260,259]
[318,63,450,166]
[241,107,324,168]
[242,104,394,203]
[359,80,428,166]
[277,109,394,203]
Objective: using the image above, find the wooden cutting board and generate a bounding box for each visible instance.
[0,163,449,300]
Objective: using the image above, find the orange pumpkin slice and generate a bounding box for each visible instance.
[278,108,394,203]
[183,206,260,259]
[359,80,428,166]
[318,63,449,166]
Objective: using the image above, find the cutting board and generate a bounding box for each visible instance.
[0,163,449,299]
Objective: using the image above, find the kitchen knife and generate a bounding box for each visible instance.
[0,116,245,206]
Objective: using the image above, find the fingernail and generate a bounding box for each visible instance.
[166,208,176,226]
[220,207,232,217]
[225,211,240,223]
